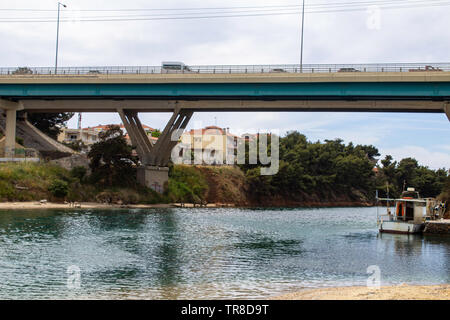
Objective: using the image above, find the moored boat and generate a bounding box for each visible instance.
[376,188,444,234]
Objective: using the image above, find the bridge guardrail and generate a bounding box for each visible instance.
[1,63,450,76]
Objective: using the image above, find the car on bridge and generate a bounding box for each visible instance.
[409,65,443,72]
[269,68,287,73]
[337,67,361,73]
[161,61,193,73]
[12,67,33,75]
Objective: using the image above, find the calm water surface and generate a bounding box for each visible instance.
[0,207,448,299]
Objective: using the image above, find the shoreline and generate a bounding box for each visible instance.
[0,201,374,210]
[272,284,450,300]
[0,201,175,210]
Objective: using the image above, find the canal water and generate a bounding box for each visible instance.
[0,207,448,299]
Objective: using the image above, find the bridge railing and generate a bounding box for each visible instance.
[1,63,450,76]
[0,147,40,160]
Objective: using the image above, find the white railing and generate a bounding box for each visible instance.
[1,63,449,76]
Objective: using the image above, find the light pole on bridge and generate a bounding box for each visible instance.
[300,0,305,73]
[55,2,67,75]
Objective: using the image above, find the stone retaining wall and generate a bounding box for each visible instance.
[50,154,91,173]
[423,221,450,234]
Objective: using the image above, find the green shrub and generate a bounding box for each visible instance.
[0,180,15,201]
[70,166,87,182]
[15,137,24,146]
[167,165,209,203]
[48,179,69,198]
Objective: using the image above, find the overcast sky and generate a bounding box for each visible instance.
[1,0,449,168]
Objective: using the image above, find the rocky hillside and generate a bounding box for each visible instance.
[173,165,372,207]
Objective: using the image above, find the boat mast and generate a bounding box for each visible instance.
[386,182,390,214]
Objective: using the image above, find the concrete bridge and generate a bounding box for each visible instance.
[1,63,450,191]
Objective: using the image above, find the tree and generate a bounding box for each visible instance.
[354,144,380,162]
[395,157,419,190]
[151,129,161,138]
[27,112,74,140]
[63,140,86,152]
[239,131,376,202]
[376,155,447,198]
[380,155,397,184]
[87,125,137,186]
[236,130,448,203]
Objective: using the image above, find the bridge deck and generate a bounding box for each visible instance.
[1,71,450,84]
[0,69,449,116]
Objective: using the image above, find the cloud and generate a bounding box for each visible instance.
[382,145,450,170]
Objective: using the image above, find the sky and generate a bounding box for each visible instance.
[0,0,449,169]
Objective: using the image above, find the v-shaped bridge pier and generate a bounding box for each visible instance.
[118,107,193,192]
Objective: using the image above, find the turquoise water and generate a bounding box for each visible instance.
[0,207,448,299]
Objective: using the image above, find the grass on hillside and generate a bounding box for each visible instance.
[0,162,73,201]
[0,162,245,205]
[167,165,209,203]
[0,162,164,203]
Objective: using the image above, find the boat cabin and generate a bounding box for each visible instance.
[394,188,426,224]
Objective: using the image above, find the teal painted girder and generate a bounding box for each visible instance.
[1,82,450,98]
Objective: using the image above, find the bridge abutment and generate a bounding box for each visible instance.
[445,103,450,122]
[137,166,169,193]
[0,100,24,158]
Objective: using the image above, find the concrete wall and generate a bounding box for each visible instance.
[50,154,91,173]
[0,110,75,159]
[137,166,169,193]
[423,221,450,234]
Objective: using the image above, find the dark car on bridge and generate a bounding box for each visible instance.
[337,67,361,73]
[269,68,287,73]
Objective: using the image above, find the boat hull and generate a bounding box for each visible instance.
[379,221,424,234]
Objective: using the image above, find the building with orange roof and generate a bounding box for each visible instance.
[57,123,157,150]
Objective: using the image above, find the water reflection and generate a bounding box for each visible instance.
[0,207,448,299]
[154,212,183,294]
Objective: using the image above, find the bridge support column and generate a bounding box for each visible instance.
[151,108,193,167]
[118,109,153,164]
[118,107,193,193]
[0,100,23,158]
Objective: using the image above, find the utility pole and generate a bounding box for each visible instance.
[77,113,82,130]
[300,0,305,73]
[55,2,67,74]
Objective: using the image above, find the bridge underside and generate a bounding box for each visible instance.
[11,99,450,114]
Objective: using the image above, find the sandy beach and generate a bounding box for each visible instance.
[272,284,450,300]
[0,201,240,210]
[0,201,174,210]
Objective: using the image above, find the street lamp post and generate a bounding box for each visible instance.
[55,2,67,74]
[300,0,305,73]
